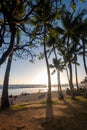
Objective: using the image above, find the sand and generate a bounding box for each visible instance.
[0,91,87,130]
[15,91,59,103]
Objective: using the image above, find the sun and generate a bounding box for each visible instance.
[33,69,68,85]
[33,70,57,85]
[33,71,48,85]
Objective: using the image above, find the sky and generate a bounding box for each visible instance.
[0,0,87,85]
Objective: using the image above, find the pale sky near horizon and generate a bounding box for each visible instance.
[0,0,87,85]
[0,54,86,85]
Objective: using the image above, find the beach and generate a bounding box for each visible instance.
[0,90,63,104]
[0,90,87,130]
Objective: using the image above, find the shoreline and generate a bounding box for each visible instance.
[0,90,66,104]
[0,85,68,97]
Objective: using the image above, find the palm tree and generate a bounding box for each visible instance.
[44,25,52,102]
[0,0,40,109]
[71,9,87,75]
[1,53,13,109]
[47,36,64,99]
[1,28,20,109]
[0,0,42,65]
[0,24,36,109]
[50,58,64,100]
[74,53,79,90]
[52,9,87,98]
[32,0,58,103]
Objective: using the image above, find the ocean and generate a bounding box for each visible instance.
[0,84,69,96]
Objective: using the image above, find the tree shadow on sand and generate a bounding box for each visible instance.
[41,98,87,130]
[46,102,54,121]
[41,102,54,130]
[41,101,64,130]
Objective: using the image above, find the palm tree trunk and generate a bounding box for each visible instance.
[44,25,52,103]
[0,23,16,65]
[53,43,63,99]
[75,63,79,90]
[53,44,60,93]
[1,53,13,109]
[82,39,87,75]
[69,61,74,89]
[57,69,63,99]
[66,67,70,86]
[68,61,75,99]
[75,55,79,90]
[57,69,60,93]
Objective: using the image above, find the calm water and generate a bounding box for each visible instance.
[0,84,69,96]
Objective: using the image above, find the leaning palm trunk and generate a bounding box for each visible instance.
[57,70,60,93]
[67,36,74,91]
[82,39,87,75]
[68,61,75,99]
[44,25,52,103]
[75,63,79,90]
[44,43,52,102]
[75,55,79,90]
[68,61,74,89]
[1,53,13,109]
[57,69,63,100]
[53,43,63,99]
[65,67,70,87]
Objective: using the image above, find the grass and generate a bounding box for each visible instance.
[75,96,87,101]
[11,103,29,110]
[11,96,87,111]
[41,99,59,105]
[11,101,45,110]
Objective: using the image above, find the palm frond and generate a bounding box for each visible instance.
[51,69,56,75]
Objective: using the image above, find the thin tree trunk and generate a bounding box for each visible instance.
[0,24,16,65]
[57,69,60,93]
[57,69,63,99]
[82,39,87,75]
[53,43,63,99]
[44,25,52,103]
[75,63,79,90]
[1,53,13,109]
[69,61,74,88]
[66,67,69,83]
[75,55,79,90]
[68,61,75,99]
[67,36,74,89]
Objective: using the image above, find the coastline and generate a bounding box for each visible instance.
[0,84,69,97]
[0,90,66,104]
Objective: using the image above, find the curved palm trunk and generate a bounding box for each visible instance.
[44,44,52,103]
[82,39,87,75]
[0,23,16,65]
[66,67,70,86]
[75,63,79,90]
[69,61,74,89]
[57,69,63,99]
[67,36,75,98]
[57,70,60,93]
[44,25,52,103]
[75,54,79,90]
[53,43,63,99]
[57,69,61,93]
[68,61,75,99]
[1,24,16,109]
[1,53,13,109]
[67,36,73,89]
